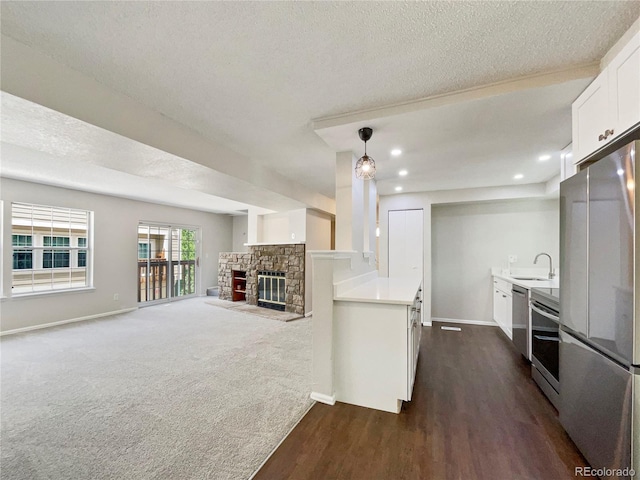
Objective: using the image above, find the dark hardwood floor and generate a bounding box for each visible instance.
[253,322,587,480]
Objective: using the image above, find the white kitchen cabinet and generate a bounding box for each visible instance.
[572,31,640,163]
[572,74,610,162]
[333,279,422,414]
[493,276,512,339]
[608,31,640,139]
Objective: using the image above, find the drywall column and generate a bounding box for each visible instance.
[363,179,377,253]
[335,152,364,252]
[309,251,339,405]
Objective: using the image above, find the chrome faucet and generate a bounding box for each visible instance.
[534,252,555,279]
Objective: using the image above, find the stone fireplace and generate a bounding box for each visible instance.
[218,244,305,315]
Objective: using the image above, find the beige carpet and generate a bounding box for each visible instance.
[205,298,304,322]
[1,298,313,479]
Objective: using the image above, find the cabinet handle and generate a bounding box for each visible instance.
[599,129,615,141]
[502,295,507,298]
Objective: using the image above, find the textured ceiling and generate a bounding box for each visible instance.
[0,93,297,214]
[1,1,639,200]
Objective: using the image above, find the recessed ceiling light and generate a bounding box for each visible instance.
[398,169,408,176]
[391,149,402,156]
[395,186,403,192]
[538,154,551,161]
[514,174,524,180]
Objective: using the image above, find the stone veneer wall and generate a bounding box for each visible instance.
[218,252,254,302]
[218,244,305,315]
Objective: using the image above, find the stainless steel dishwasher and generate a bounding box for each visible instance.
[511,286,529,359]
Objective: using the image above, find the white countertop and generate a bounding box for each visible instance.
[492,271,559,289]
[335,276,422,305]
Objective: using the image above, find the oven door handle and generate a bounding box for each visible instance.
[530,303,560,323]
[533,335,560,342]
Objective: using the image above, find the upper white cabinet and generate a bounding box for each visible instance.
[572,31,640,163]
[608,31,640,137]
[572,74,610,162]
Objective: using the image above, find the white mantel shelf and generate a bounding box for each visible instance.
[335,276,422,305]
[244,241,305,246]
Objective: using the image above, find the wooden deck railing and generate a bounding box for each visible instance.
[138,259,196,302]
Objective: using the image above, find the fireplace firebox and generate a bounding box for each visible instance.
[257,271,286,311]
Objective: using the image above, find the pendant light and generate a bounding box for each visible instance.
[355,127,376,180]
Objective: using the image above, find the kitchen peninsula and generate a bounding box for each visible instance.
[310,251,422,414]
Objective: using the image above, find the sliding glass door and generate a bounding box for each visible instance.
[171,228,197,298]
[138,224,199,304]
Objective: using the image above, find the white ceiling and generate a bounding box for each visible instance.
[1,2,639,206]
[0,93,294,214]
[315,77,592,195]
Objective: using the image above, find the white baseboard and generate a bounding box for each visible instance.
[305,311,313,318]
[422,321,432,327]
[431,317,497,327]
[0,307,138,336]
[310,391,336,405]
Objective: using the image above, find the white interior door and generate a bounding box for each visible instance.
[388,209,423,278]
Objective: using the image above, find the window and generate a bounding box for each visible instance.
[11,203,92,294]
[78,238,87,267]
[12,235,33,270]
[138,242,149,260]
[43,236,70,268]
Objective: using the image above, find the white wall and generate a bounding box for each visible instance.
[1,178,232,332]
[431,198,559,322]
[257,208,306,244]
[305,209,333,314]
[231,215,248,252]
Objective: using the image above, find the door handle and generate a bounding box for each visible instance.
[196,257,200,267]
[530,303,559,323]
[534,335,560,342]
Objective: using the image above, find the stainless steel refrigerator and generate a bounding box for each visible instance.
[559,140,638,479]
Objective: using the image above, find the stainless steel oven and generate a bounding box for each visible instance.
[530,288,560,409]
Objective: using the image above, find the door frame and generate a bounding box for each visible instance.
[137,222,201,306]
